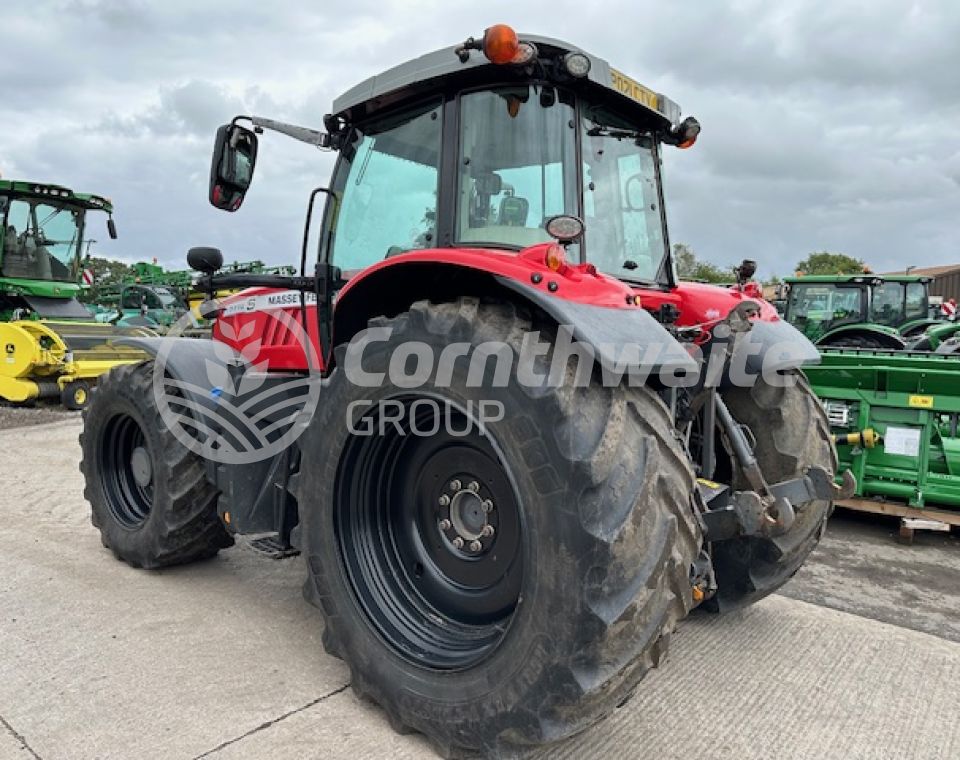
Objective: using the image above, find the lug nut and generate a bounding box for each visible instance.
[438,494,450,507]
[481,499,494,513]
[439,519,452,531]
[469,540,482,553]
[452,537,464,549]
[481,525,495,538]
[449,479,462,492]
[467,481,480,493]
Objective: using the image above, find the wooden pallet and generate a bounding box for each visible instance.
[835,498,960,543]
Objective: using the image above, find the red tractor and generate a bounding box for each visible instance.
[81,26,848,757]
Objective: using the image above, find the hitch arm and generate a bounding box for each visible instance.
[713,394,797,535]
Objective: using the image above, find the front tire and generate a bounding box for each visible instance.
[79,361,233,568]
[61,379,91,411]
[706,373,836,612]
[297,298,701,756]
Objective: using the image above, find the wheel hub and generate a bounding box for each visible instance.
[130,446,152,488]
[439,478,496,554]
[102,414,153,529]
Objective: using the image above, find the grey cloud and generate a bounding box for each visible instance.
[1,0,958,277]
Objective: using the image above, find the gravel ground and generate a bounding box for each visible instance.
[0,403,78,430]
[784,508,960,642]
[0,419,957,760]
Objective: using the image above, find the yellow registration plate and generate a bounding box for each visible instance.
[609,68,660,112]
[909,395,934,408]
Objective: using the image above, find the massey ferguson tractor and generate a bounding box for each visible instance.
[80,26,849,757]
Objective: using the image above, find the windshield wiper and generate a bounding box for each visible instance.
[586,124,645,140]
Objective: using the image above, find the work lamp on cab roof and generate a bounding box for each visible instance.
[544,214,584,243]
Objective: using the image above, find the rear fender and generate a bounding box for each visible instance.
[114,337,226,417]
[114,336,299,535]
[727,319,821,378]
[899,318,942,338]
[332,256,698,376]
[817,325,907,350]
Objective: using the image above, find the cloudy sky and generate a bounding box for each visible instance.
[2,0,958,277]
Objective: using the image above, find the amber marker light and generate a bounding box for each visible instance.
[545,244,566,272]
[483,24,520,64]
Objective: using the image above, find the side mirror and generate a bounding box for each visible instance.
[107,218,117,239]
[187,246,224,274]
[209,124,259,212]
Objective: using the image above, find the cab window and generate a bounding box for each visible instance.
[330,101,441,273]
[870,282,906,325]
[905,282,927,320]
[581,104,666,282]
[456,87,578,250]
[2,198,81,281]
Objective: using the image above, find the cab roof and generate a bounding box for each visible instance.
[785,274,931,284]
[330,33,682,130]
[0,178,113,213]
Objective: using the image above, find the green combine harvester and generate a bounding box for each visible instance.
[782,274,948,349]
[0,178,151,409]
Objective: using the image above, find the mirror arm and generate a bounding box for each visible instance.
[232,114,332,149]
[197,272,320,291]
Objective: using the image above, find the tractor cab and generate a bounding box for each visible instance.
[783,274,935,348]
[0,179,117,319]
[204,28,701,316]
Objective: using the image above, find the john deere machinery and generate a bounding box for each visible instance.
[93,259,297,328]
[782,274,945,349]
[804,348,960,536]
[0,179,151,409]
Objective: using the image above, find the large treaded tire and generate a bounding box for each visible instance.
[819,334,902,350]
[296,298,702,757]
[706,372,836,612]
[79,361,233,569]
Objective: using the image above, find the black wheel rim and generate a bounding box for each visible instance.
[101,413,154,529]
[334,395,523,670]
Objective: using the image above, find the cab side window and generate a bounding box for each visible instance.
[330,102,442,273]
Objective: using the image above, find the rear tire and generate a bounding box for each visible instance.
[296,298,701,756]
[706,372,836,612]
[79,361,233,569]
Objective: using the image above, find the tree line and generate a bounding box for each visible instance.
[673,244,867,284]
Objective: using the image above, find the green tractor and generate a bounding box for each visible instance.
[783,274,943,349]
[95,280,189,330]
[0,178,151,408]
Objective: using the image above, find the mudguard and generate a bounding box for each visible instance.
[495,277,698,375]
[115,336,307,534]
[735,319,821,375]
[817,324,906,349]
[899,318,943,338]
[115,337,225,414]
